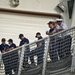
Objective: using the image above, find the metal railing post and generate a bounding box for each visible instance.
[42,37,50,75]
[18,45,25,75]
[71,45,75,73]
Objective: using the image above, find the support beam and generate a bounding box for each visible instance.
[0,8,61,18]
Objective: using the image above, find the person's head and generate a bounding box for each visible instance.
[47,21,54,29]
[19,34,25,40]
[8,39,13,45]
[53,21,58,27]
[1,38,6,45]
[57,21,62,25]
[35,32,41,38]
[56,19,63,25]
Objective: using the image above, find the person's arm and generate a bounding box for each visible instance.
[57,24,68,31]
[8,47,14,50]
[46,32,56,35]
[38,43,42,48]
[4,45,9,52]
[24,42,28,44]
[9,44,16,50]
[0,47,5,53]
[2,49,9,53]
[46,28,57,35]
[2,50,6,53]
[56,28,64,32]
[55,25,64,32]
[24,39,29,45]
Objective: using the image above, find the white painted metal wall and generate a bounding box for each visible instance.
[0,0,72,27]
[0,12,56,45]
[0,0,60,13]
[0,0,74,45]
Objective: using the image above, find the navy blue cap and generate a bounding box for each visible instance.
[47,21,53,25]
[35,32,41,38]
[8,39,13,42]
[1,38,6,42]
[19,34,24,38]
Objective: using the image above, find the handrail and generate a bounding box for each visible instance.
[2,37,48,54]
[2,26,75,55]
[1,26,75,75]
[49,26,75,37]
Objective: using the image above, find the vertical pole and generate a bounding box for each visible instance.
[71,45,75,73]
[42,37,50,75]
[18,45,25,75]
[71,0,75,27]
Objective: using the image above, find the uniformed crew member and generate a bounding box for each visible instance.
[8,39,16,50]
[56,19,72,59]
[35,32,45,64]
[46,21,55,35]
[19,34,33,67]
[0,38,9,53]
[8,39,18,75]
[0,38,9,75]
[46,21,60,35]
[19,34,29,46]
[46,21,59,62]
[56,19,68,31]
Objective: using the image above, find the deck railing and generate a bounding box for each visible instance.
[0,27,75,75]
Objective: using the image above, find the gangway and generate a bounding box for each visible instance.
[0,27,75,75]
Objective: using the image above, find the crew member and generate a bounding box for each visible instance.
[0,38,9,75]
[19,34,34,68]
[8,39,18,75]
[35,32,45,64]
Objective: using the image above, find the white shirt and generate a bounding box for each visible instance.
[58,22,69,37]
[59,22,68,30]
[53,25,60,32]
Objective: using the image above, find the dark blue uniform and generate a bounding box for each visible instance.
[8,43,18,75]
[19,38,33,66]
[0,44,9,53]
[36,36,45,64]
[49,28,55,33]
[19,38,29,46]
[30,36,45,65]
[0,44,9,75]
[9,43,16,48]
[48,28,58,62]
[19,38,30,56]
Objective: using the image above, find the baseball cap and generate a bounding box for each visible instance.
[19,34,24,38]
[47,21,53,25]
[8,39,13,42]
[35,32,41,38]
